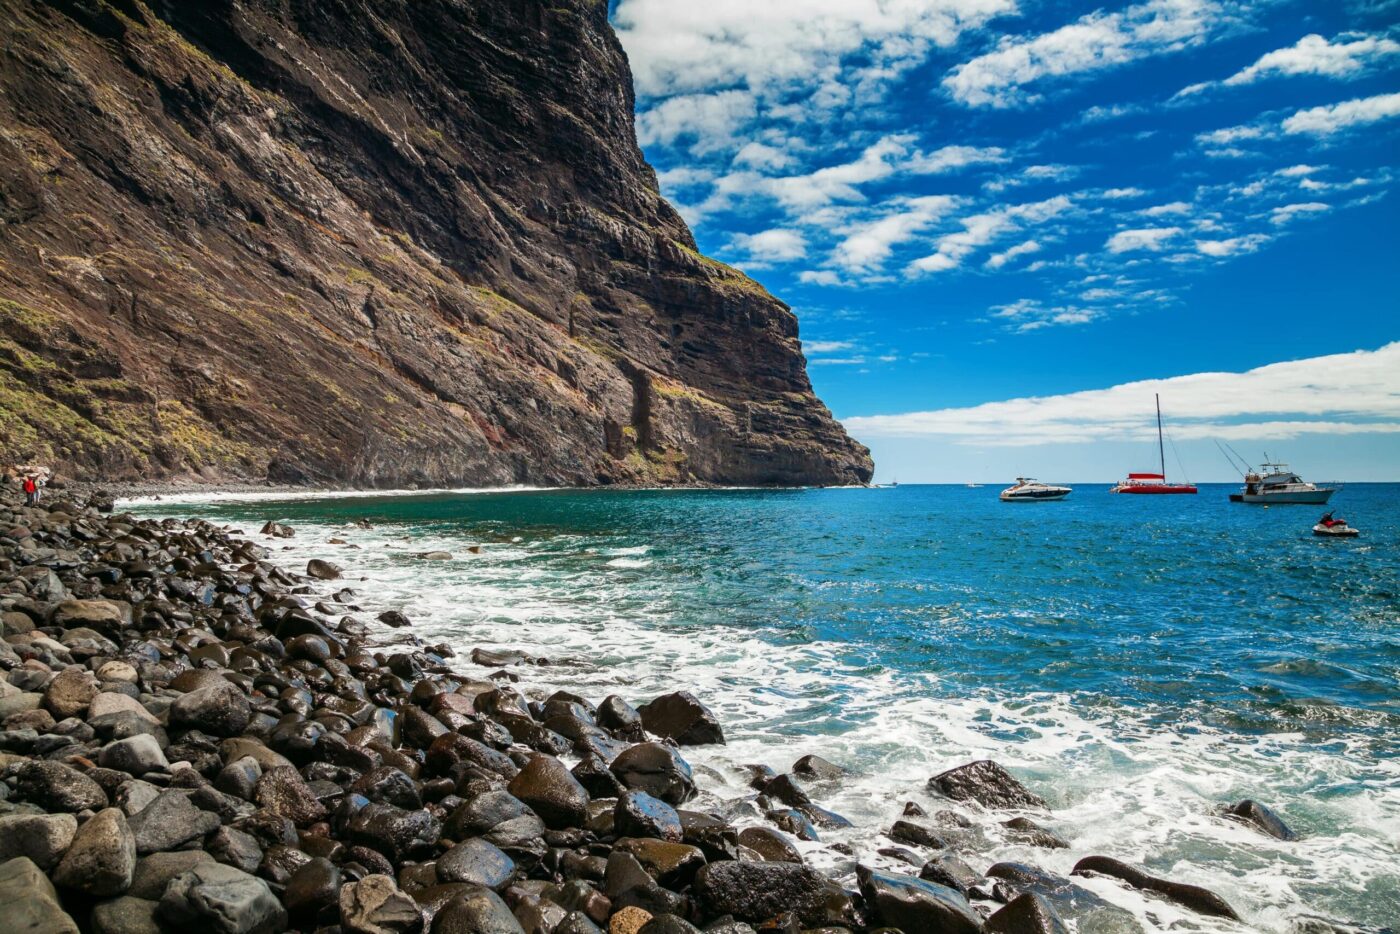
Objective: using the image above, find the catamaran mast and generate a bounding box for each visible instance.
[1155,393,1165,478]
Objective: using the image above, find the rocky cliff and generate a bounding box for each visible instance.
[0,0,872,487]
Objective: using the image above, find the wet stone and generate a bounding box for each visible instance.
[637,692,724,746]
[437,837,515,889]
[928,760,1047,810]
[615,790,683,842]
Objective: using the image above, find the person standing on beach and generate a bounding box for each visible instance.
[22,474,38,506]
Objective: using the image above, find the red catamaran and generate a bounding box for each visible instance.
[1111,394,1197,495]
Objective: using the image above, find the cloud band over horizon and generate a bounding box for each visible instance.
[843,343,1400,446]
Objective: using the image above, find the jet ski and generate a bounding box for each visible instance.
[1313,512,1359,538]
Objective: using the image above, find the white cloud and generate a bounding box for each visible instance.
[798,270,847,287]
[909,195,1074,274]
[1271,202,1332,224]
[729,228,808,264]
[944,0,1223,108]
[804,340,855,355]
[1102,187,1148,199]
[1106,226,1182,252]
[844,343,1400,444]
[1195,123,1267,146]
[831,195,961,274]
[989,298,1102,331]
[733,142,794,171]
[616,0,1018,101]
[1140,201,1193,216]
[1195,234,1270,256]
[1282,91,1400,136]
[1225,32,1400,85]
[636,91,757,153]
[1276,164,1324,177]
[985,239,1043,269]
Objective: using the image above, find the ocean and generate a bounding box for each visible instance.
[127,483,1400,931]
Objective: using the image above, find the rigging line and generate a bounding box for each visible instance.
[1164,426,1191,484]
[1214,440,1248,478]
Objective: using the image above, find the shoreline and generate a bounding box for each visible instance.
[0,487,1316,932]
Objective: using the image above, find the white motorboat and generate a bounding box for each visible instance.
[1313,512,1359,538]
[1230,461,1336,505]
[1000,478,1072,502]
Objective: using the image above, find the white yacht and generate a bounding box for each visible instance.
[1229,462,1336,505]
[1000,478,1072,502]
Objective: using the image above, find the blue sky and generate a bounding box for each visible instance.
[609,0,1400,482]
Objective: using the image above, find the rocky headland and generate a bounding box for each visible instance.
[0,485,1323,933]
[0,0,871,489]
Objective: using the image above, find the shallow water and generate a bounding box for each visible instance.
[128,484,1400,931]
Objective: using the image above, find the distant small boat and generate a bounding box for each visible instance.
[1000,478,1072,502]
[1111,394,1197,495]
[1229,461,1335,505]
[966,483,983,488]
[1313,512,1359,538]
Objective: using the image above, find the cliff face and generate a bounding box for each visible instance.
[0,0,872,487]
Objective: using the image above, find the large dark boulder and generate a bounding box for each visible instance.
[691,860,828,925]
[637,692,725,746]
[1072,855,1240,920]
[610,742,696,805]
[614,790,683,842]
[856,866,982,934]
[506,755,590,829]
[985,892,1070,934]
[1224,799,1298,841]
[928,760,1047,809]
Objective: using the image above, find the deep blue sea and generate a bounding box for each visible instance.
[128,483,1400,931]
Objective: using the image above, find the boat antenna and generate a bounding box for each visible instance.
[1156,393,1166,478]
[1214,440,1249,477]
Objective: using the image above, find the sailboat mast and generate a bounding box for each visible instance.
[1156,393,1165,478]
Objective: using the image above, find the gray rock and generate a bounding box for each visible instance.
[255,765,328,825]
[437,837,515,889]
[207,825,263,873]
[92,896,163,934]
[115,779,162,817]
[347,802,442,863]
[43,666,101,719]
[170,682,250,737]
[99,734,170,775]
[857,866,982,934]
[53,807,137,896]
[928,760,1047,809]
[15,759,108,812]
[0,855,80,933]
[307,559,342,581]
[339,873,423,933]
[158,862,287,933]
[0,812,78,869]
[129,790,222,854]
[129,850,218,899]
[791,754,844,782]
[1003,816,1070,849]
[215,756,263,801]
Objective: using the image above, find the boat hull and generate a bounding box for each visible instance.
[1314,525,1358,537]
[1112,484,1197,494]
[1230,489,1334,505]
[1000,490,1070,501]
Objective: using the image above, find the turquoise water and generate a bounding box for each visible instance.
[130,484,1400,930]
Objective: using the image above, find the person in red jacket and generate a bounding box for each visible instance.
[22,474,38,506]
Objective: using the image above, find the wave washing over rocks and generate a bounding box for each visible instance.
[0,488,1383,934]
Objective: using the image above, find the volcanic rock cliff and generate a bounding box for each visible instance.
[0,0,872,487]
